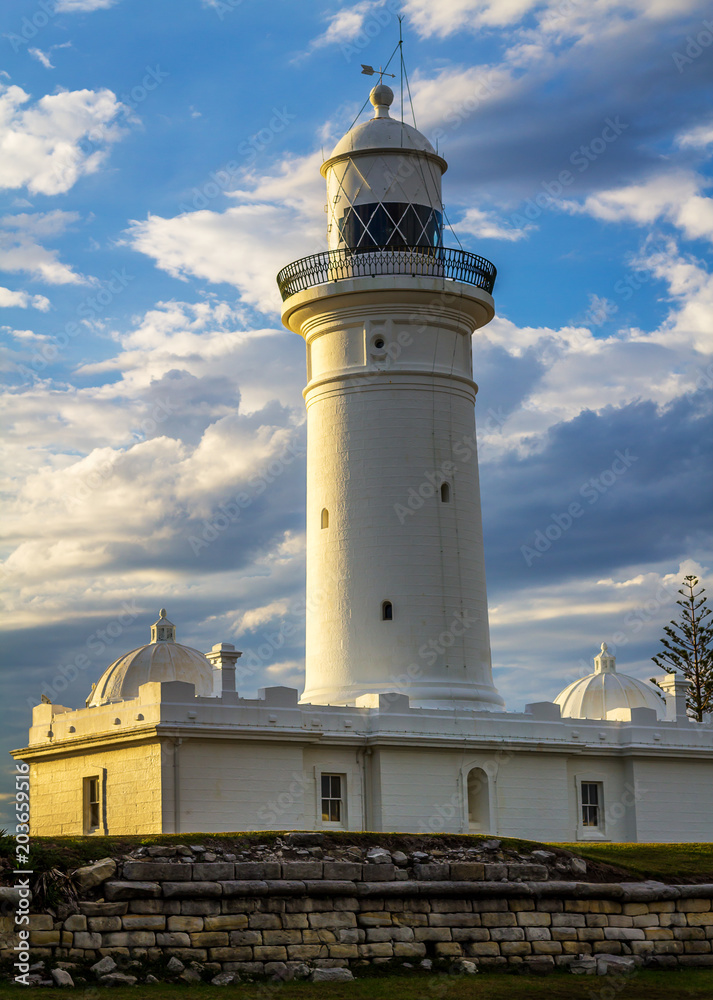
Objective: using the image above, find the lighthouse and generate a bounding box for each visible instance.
[277,83,504,711]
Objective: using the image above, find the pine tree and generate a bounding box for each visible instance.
[651,575,713,722]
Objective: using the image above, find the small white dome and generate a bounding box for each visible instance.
[555,643,666,721]
[87,610,215,707]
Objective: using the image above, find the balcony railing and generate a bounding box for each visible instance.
[276,245,497,301]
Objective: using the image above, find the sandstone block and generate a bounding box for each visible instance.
[645,928,675,940]
[122,915,165,931]
[28,914,53,930]
[532,941,562,955]
[182,900,220,915]
[524,928,551,942]
[124,862,190,881]
[89,917,122,932]
[538,899,564,912]
[501,942,531,956]
[590,901,622,914]
[230,930,262,946]
[552,913,585,927]
[209,947,253,961]
[413,863,448,881]
[623,903,649,916]
[431,899,472,913]
[414,927,452,942]
[684,941,712,953]
[472,898,508,912]
[309,912,356,929]
[204,914,247,931]
[508,898,536,911]
[490,928,525,942]
[163,881,221,898]
[630,941,655,955]
[323,863,362,880]
[80,902,128,917]
[263,930,303,946]
[650,940,683,955]
[105,881,160,900]
[233,863,281,880]
[659,912,687,927]
[254,946,288,961]
[67,931,97,948]
[450,863,485,881]
[394,942,426,957]
[452,928,490,942]
[678,955,713,967]
[190,932,229,947]
[358,942,393,957]
[435,942,463,957]
[193,863,234,881]
[633,914,659,927]
[63,915,86,932]
[328,944,359,958]
[688,913,713,926]
[168,916,204,932]
[281,863,322,880]
[564,941,591,954]
[429,913,481,927]
[586,914,608,927]
[287,944,327,960]
[484,864,507,880]
[248,913,281,930]
[552,927,577,941]
[608,915,634,927]
[678,899,711,913]
[482,912,517,927]
[592,942,622,955]
[129,899,180,915]
[675,926,706,940]
[577,928,604,941]
[156,932,191,947]
[366,927,414,943]
[75,858,117,892]
[466,941,500,957]
[517,912,551,927]
[283,914,309,929]
[603,928,645,941]
[564,901,591,913]
[649,902,676,913]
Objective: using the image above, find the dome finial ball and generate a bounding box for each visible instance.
[159,608,167,618]
[369,83,394,109]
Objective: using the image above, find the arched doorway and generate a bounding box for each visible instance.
[467,767,491,833]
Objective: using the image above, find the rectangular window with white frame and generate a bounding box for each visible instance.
[84,775,101,833]
[320,773,344,826]
[576,778,607,839]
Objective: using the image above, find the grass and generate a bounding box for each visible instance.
[553,842,713,884]
[1,970,713,999]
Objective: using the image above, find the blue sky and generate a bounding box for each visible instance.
[1,0,712,825]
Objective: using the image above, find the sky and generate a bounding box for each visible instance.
[1,0,712,826]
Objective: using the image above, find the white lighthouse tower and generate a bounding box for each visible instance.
[278,83,504,711]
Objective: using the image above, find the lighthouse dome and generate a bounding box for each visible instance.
[321,84,447,252]
[554,643,666,721]
[86,609,216,707]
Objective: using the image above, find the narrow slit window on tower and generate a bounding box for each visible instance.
[440,482,451,503]
[321,508,329,529]
[382,601,393,621]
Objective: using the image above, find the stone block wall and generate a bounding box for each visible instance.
[4,861,713,975]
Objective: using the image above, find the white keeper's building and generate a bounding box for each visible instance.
[14,85,713,843]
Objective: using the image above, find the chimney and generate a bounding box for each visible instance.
[206,642,242,694]
[655,673,691,723]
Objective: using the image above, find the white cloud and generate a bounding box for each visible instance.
[127,153,325,313]
[0,287,50,310]
[55,0,118,10]
[307,1,386,52]
[0,212,85,285]
[677,122,713,150]
[558,171,713,246]
[0,83,125,196]
[458,206,534,241]
[29,49,54,70]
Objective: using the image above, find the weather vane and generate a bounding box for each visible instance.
[360,64,396,84]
